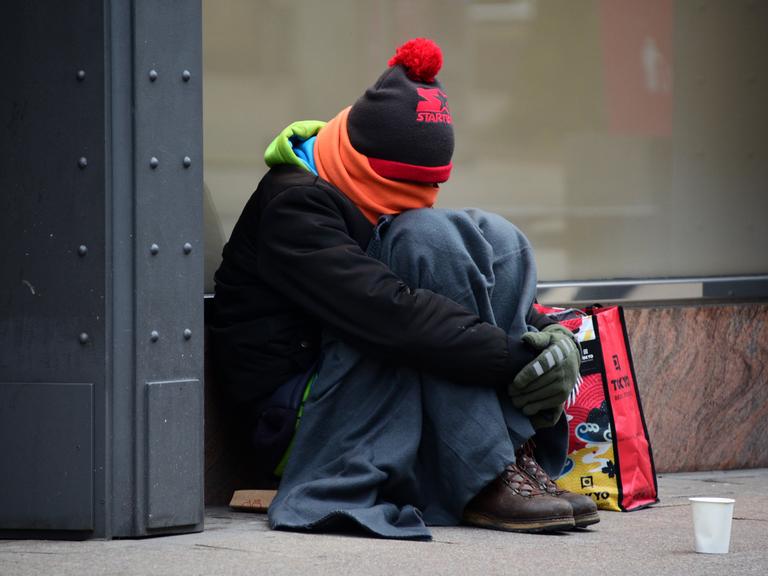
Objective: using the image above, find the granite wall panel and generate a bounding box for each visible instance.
[624,303,768,473]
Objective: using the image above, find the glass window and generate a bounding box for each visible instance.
[203,0,768,292]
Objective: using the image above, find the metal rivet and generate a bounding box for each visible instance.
[76,70,86,81]
[150,156,159,169]
[79,332,90,345]
[182,70,191,82]
[183,156,192,168]
[149,69,158,81]
[150,243,159,255]
[150,330,159,342]
[78,157,88,169]
[183,329,192,340]
[183,242,192,254]
[78,245,88,256]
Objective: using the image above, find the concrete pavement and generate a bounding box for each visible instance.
[2,469,767,575]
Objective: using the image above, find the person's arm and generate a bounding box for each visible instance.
[526,304,557,331]
[257,185,536,386]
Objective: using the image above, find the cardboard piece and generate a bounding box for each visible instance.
[229,489,278,513]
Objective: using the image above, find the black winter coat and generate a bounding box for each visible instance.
[212,165,552,405]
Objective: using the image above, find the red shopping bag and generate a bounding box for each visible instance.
[535,304,658,511]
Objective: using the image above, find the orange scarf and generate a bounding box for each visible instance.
[314,107,439,224]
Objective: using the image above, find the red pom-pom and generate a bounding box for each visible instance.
[388,38,443,83]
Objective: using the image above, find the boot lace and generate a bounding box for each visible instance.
[501,463,544,497]
[516,442,563,496]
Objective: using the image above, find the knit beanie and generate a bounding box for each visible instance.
[347,38,454,184]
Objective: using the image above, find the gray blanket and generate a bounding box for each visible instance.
[268,209,568,540]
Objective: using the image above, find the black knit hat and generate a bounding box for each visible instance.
[347,38,454,183]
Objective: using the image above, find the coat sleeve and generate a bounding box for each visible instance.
[256,185,537,386]
[526,304,557,331]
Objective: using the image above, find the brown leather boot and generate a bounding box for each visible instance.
[462,463,575,532]
[516,451,600,528]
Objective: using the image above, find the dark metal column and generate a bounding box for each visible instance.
[121,0,204,536]
[0,0,203,539]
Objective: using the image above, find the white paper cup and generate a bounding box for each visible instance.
[689,497,735,554]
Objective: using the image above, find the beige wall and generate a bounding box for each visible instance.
[203,0,768,289]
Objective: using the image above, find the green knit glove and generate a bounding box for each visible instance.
[507,324,581,427]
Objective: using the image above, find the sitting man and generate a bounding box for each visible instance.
[212,38,598,540]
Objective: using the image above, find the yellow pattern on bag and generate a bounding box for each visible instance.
[558,444,621,512]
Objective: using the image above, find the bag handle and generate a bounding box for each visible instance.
[582,303,605,316]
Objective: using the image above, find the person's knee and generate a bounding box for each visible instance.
[377,209,482,289]
[388,208,499,258]
[386,208,459,250]
[464,209,531,253]
[390,208,532,259]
